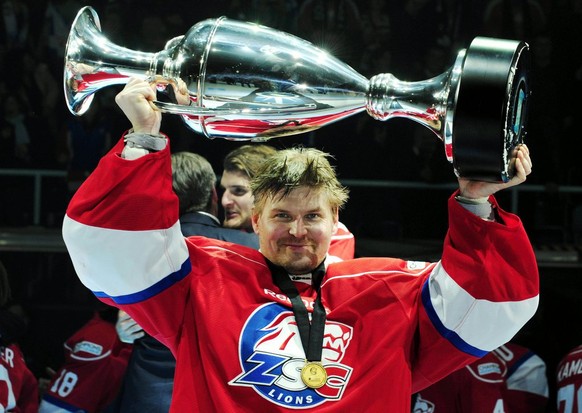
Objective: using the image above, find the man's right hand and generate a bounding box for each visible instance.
[115,78,162,135]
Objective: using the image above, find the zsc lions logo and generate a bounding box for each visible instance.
[230,303,354,408]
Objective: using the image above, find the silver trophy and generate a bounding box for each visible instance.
[64,6,530,182]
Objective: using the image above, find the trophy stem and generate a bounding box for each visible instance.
[366,70,451,134]
[366,50,465,164]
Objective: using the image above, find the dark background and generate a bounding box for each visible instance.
[1,1,581,411]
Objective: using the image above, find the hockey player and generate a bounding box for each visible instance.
[556,343,582,413]
[502,342,549,412]
[38,307,132,413]
[0,260,38,413]
[221,144,278,233]
[221,143,356,260]
[413,342,549,412]
[62,78,539,412]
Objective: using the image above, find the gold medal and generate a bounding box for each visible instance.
[301,361,327,389]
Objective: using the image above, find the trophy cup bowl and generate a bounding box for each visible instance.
[64,6,530,182]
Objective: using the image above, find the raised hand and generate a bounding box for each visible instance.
[458,144,532,200]
[115,78,162,135]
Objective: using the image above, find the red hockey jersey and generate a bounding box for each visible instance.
[557,344,582,413]
[38,312,132,413]
[414,343,548,412]
[414,350,509,413]
[501,342,549,412]
[62,138,539,412]
[328,221,355,260]
[0,343,38,413]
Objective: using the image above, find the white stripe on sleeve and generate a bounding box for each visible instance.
[63,215,189,297]
[427,262,539,352]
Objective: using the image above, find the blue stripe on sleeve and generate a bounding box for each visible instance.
[421,279,487,358]
[93,258,192,304]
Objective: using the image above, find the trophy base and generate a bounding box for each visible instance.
[452,38,530,183]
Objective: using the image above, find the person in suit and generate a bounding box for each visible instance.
[174,150,259,249]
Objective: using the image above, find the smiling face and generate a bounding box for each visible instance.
[220,170,254,231]
[252,186,338,275]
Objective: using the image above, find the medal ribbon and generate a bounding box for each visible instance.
[267,260,326,362]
